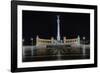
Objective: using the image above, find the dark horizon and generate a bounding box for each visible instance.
[22,10,90,45]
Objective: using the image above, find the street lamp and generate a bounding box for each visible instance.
[22,39,24,45]
[31,38,33,46]
[22,38,25,58]
[83,37,86,56]
[30,38,34,56]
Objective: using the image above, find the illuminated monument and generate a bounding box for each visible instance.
[22,15,90,62]
[36,15,80,47]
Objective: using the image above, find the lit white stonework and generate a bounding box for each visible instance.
[57,15,60,41]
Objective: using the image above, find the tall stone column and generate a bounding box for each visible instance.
[57,15,60,41]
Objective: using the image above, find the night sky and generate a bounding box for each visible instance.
[22,10,90,45]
